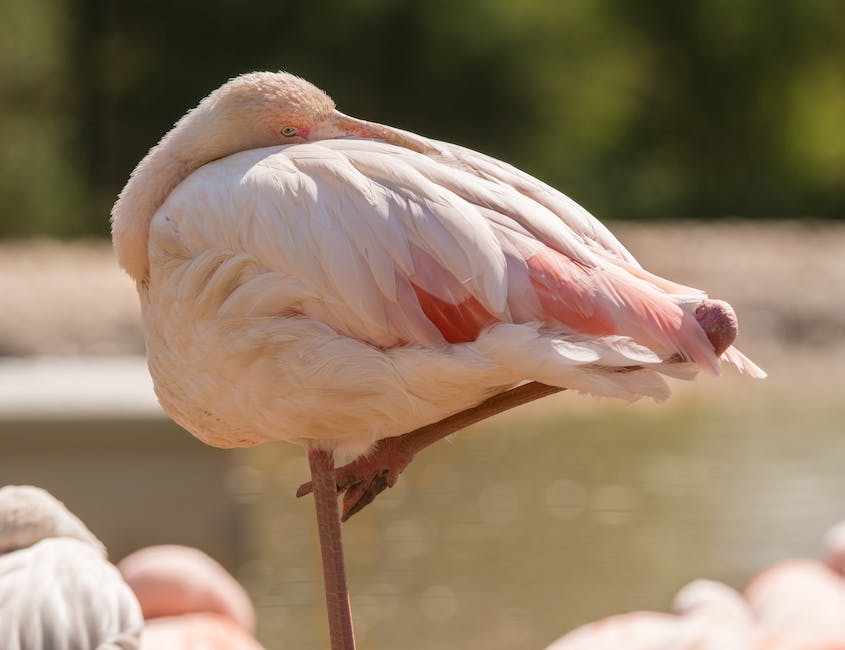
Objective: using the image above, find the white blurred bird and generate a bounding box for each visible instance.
[0,485,143,650]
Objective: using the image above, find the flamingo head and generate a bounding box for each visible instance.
[113,71,433,283]
[192,71,335,151]
[186,71,434,160]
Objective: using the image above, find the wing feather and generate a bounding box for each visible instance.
[0,539,143,649]
[158,139,737,373]
[435,138,641,265]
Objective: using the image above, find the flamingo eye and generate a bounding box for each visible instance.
[281,126,298,137]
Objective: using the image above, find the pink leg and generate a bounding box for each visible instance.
[308,447,356,650]
[299,382,565,520]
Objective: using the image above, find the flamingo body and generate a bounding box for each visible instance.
[114,72,763,459]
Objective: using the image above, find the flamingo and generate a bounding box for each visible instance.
[742,523,845,650]
[744,559,845,650]
[0,485,143,649]
[111,71,764,650]
[545,579,757,650]
[118,545,264,649]
[739,522,845,650]
[546,523,845,650]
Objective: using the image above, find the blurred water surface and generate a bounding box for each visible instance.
[235,372,845,649]
[1,360,842,649]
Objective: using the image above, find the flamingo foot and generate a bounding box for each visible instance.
[297,382,565,520]
[299,436,416,521]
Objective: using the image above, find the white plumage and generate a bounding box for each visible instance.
[0,486,142,650]
[113,72,763,460]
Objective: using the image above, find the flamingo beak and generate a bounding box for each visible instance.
[308,110,437,155]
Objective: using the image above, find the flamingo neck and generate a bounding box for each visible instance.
[111,109,221,284]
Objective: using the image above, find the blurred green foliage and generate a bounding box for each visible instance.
[0,0,843,237]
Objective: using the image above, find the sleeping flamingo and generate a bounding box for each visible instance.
[118,545,263,649]
[0,485,143,649]
[111,71,764,650]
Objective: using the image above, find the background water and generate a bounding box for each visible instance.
[237,377,845,649]
[3,367,843,649]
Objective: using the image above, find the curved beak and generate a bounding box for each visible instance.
[308,110,437,155]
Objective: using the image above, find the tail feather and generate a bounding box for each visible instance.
[472,322,763,404]
[601,271,721,375]
[612,257,705,297]
[721,346,767,378]
[474,324,672,401]
[523,247,721,374]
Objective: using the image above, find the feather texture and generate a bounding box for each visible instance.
[0,486,142,650]
[139,136,759,457]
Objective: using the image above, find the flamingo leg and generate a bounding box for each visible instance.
[298,298,741,520]
[307,447,356,650]
[299,382,565,519]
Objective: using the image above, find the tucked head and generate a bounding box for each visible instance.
[188,72,336,154]
[0,485,104,556]
[112,70,430,283]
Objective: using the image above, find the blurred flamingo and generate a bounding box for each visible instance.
[112,71,764,650]
[546,579,756,650]
[824,522,845,575]
[742,523,845,650]
[0,485,143,649]
[546,523,845,650]
[118,545,263,649]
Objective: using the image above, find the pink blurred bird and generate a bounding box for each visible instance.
[546,579,756,650]
[743,524,845,650]
[112,71,763,650]
[0,485,143,650]
[546,523,845,650]
[118,545,263,650]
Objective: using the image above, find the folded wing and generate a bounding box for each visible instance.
[161,138,759,377]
